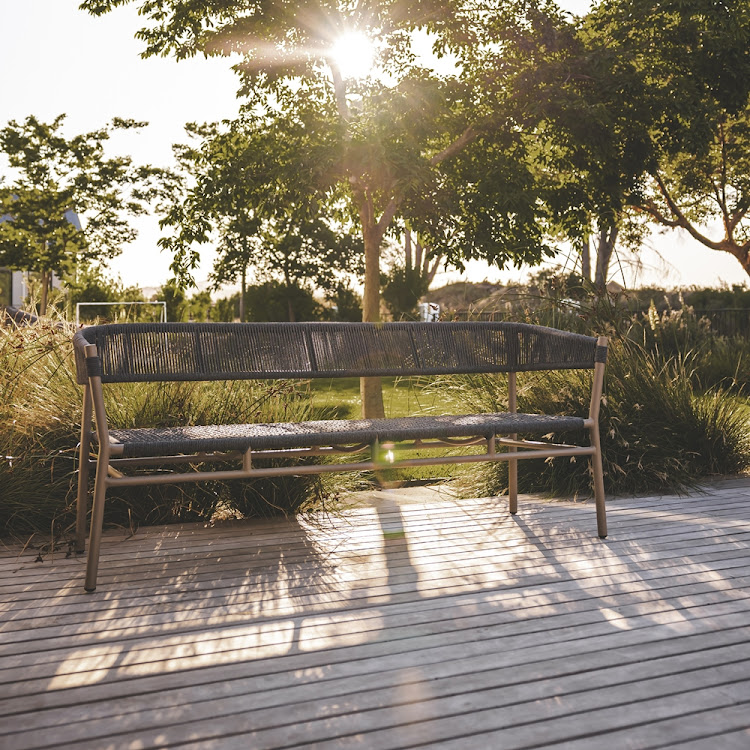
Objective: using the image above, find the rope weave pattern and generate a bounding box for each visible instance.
[73,322,600,385]
[109,412,586,458]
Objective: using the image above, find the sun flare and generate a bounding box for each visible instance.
[330,31,375,80]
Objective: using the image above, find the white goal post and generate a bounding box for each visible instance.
[75,301,167,326]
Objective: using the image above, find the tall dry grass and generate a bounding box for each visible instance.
[0,319,349,540]
[0,317,81,539]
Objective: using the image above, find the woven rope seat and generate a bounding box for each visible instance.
[108,412,587,458]
[73,321,609,592]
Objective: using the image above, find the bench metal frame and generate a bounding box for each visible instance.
[74,321,608,592]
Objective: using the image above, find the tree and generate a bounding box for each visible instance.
[208,226,258,323]
[83,0,560,416]
[632,114,750,279]
[0,115,168,314]
[161,118,364,322]
[382,227,443,318]
[579,0,750,280]
[161,122,259,322]
[155,279,188,322]
[0,187,80,312]
[188,289,213,321]
[470,4,656,294]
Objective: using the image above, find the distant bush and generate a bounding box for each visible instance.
[154,279,189,322]
[382,265,429,319]
[325,283,363,321]
[213,293,240,322]
[682,284,750,311]
[245,281,323,322]
[187,289,213,321]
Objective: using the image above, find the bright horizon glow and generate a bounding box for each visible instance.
[330,31,375,80]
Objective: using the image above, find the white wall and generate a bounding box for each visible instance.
[11,271,26,307]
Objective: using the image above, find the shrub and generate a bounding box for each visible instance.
[453,336,750,499]
[629,303,750,393]
[519,292,750,393]
[0,318,82,538]
[244,281,323,322]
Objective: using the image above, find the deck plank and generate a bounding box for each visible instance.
[1,482,749,749]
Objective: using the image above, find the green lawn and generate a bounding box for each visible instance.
[307,375,472,419]
[306,376,482,484]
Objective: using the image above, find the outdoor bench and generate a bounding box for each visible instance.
[73,321,608,592]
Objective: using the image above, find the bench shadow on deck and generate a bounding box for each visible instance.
[1,484,750,749]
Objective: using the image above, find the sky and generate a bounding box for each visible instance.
[1,0,747,293]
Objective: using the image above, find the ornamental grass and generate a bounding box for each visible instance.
[454,303,750,500]
[0,317,348,541]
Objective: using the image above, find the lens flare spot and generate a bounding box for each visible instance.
[330,31,375,80]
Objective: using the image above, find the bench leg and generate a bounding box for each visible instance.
[590,424,607,538]
[507,373,518,515]
[84,454,109,593]
[75,385,93,554]
[508,444,518,515]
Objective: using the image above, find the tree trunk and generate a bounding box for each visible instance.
[283,267,296,323]
[239,265,246,322]
[39,269,51,316]
[360,223,386,419]
[727,243,750,277]
[422,243,443,286]
[594,225,618,293]
[581,236,591,282]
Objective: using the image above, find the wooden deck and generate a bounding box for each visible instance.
[1,482,750,749]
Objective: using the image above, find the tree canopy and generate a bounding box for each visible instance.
[594,0,750,276]
[516,0,750,281]
[161,116,363,321]
[83,0,567,415]
[0,114,168,313]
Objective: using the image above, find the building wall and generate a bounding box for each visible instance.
[12,271,26,307]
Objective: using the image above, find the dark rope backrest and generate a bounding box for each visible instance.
[73,322,603,385]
